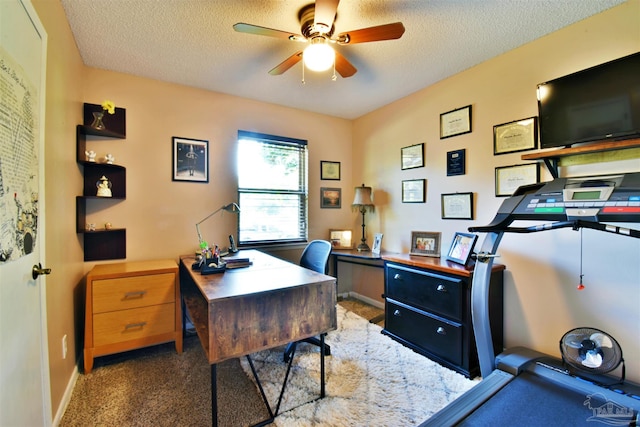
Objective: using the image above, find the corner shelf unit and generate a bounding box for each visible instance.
[76,103,127,261]
[522,138,640,178]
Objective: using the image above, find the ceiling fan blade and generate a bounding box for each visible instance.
[314,0,339,32]
[268,51,303,75]
[336,22,405,44]
[334,51,357,78]
[234,23,304,41]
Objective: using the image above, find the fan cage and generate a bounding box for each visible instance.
[559,327,624,375]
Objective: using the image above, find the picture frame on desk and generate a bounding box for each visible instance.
[172,136,209,183]
[446,232,478,265]
[410,231,441,257]
[330,229,353,249]
[372,233,383,255]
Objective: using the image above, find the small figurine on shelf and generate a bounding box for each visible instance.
[104,153,115,164]
[96,176,112,197]
[85,150,97,162]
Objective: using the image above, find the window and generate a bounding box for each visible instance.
[237,130,308,246]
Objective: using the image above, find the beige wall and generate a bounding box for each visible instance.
[353,1,640,382]
[30,0,640,422]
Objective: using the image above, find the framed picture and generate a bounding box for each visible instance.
[410,231,441,257]
[402,179,426,203]
[446,232,478,265]
[372,233,383,255]
[321,161,341,180]
[320,187,341,208]
[172,136,209,183]
[493,117,538,155]
[441,192,474,220]
[447,149,466,176]
[401,143,424,170]
[495,163,540,197]
[330,229,353,249]
[440,105,472,139]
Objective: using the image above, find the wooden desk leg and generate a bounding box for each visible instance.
[320,333,326,398]
[211,364,217,427]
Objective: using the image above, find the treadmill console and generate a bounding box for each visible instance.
[510,172,640,222]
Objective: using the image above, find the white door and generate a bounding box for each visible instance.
[0,0,50,425]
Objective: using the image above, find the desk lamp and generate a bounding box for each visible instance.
[352,184,374,251]
[196,202,240,251]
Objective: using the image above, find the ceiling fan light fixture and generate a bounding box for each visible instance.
[303,42,335,72]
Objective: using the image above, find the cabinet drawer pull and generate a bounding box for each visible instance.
[124,291,147,299]
[436,284,447,292]
[393,309,401,317]
[393,273,402,280]
[125,322,147,330]
[436,327,446,335]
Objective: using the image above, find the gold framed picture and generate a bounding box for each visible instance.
[329,229,353,249]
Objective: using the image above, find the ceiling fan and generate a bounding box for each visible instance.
[233,0,405,78]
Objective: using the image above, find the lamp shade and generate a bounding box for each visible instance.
[352,185,374,207]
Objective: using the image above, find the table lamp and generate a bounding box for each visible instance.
[196,202,240,251]
[352,184,374,251]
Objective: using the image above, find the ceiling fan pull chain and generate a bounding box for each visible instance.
[332,61,337,81]
[577,228,585,290]
[302,60,306,84]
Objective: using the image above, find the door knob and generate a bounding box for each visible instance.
[32,263,52,280]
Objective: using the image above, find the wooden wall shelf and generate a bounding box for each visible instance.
[522,138,640,178]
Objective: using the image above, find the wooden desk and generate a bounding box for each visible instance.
[179,250,336,426]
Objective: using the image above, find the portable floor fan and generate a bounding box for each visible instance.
[560,327,625,383]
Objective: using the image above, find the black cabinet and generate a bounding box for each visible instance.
[76,103,127,261]
[382,255,504,378]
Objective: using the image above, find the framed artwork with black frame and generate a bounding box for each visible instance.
[401,143,424,170]
[493,117,538,155]
[446,232,478,265]
[410,231,441,257]
[320,187,341,208]
[440,105,472,139]
[320,161,341,180]
[402,179,426,203]
[441,192,474,220]
[172,136,209,183]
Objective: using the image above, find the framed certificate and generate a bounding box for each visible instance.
[447,149,466,176]
[441,192,474,220]
[402,179,426,203]
[493,117,538,155]
[495,163,540,197]
[401,143,424,170]
[440,105,472,139]
[320,161,340,180]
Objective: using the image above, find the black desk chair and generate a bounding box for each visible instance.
[283,239,333,362]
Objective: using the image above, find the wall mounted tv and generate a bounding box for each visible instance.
[537,52,640,149]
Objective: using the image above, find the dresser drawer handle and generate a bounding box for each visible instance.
[125,322,147,330]
[436,327,446,335]
[124,291,147,299]
[393,309,401,317]
[436,284,447,292]
[393,273,402,280]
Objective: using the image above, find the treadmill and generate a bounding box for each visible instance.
[422,172,640,426]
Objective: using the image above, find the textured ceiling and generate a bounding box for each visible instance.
[60,0,625,120]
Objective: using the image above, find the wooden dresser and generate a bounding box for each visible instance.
[382,254,504,378]
[83,259,182,373]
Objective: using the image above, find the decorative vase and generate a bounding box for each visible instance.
[91,111,105,130]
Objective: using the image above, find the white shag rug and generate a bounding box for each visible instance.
[240,305,479,426]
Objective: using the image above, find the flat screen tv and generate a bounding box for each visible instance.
[537,52,640,149]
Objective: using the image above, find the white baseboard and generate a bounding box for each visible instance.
[338,291,384,310]
[52,365,79,426]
